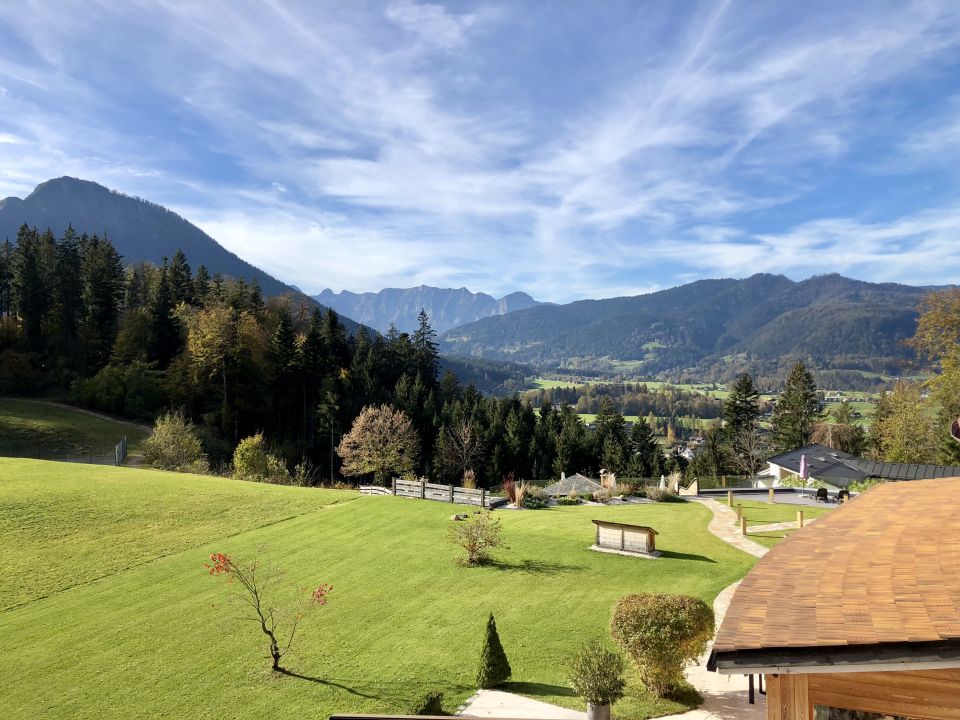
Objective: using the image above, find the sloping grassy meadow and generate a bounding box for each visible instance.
[0,398,149,457]
[1,459,755,719]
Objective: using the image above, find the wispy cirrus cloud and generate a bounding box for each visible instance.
[0,1,959,301]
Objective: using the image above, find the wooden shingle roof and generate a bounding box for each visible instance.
[712,478,960,670]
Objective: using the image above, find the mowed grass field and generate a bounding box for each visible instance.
[0,398,149,458]
[0,458,757,720]
[735,498,833,548]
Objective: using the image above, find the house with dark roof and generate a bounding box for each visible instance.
[762,443,960,491]
[709,477,960,719]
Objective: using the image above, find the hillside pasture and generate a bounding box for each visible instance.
[0,459,756,720]
[0,398,148,460]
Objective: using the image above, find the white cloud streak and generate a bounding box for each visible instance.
[0,1,958,301]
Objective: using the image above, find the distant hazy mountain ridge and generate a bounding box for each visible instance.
[314,286,541,334]
[439,273,930,376]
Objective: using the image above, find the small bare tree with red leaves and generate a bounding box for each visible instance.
[205,552,331,672]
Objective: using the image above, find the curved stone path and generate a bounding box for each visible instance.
[693,497,769,559]
[459,498,769,720]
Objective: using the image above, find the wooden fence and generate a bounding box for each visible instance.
[359,479,507,508]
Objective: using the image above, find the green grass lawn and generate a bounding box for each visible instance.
[531,377,587,389]
[0,458,756,720]
[732,498,833,548]
[0,398,149,459]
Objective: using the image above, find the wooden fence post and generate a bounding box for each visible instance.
[391,477,397,495]
[768,487,775,504]
[449,483,454,503]
[727,489,733,507]
[736,503,743,522]
[741,516,748,535]
[420,480,426,499]
[797,510,804,528]
[481,488,486,508]
[721,475,727,488]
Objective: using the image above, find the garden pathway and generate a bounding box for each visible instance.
[458,690,586,719]
[747,518,818,534]
[459,499,770,720]
[692,498,769,558]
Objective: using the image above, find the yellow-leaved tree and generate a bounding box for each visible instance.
[336,404,420,485]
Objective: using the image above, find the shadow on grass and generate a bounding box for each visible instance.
[657,550,717,563]
[502,681,577,698]
[486,558,582,575]
[276,669,381,699]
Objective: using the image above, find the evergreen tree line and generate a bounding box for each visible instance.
[0,227,685,482]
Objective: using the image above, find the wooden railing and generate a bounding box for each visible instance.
[359,479,507,508]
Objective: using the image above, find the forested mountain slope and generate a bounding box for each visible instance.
[439,274,929,376]
[0,177,340,314]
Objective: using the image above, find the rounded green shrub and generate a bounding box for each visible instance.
[568,639,626,706]
[610,593,714,698]
[142,411,208,473]
[233,433,289,483]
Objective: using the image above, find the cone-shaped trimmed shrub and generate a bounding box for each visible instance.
[477,613,511,688]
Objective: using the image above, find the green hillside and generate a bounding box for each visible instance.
[440,273,926,377]
[0,398,149,460]
[1,459,754,719]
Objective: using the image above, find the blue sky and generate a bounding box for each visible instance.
[1,1,960,302]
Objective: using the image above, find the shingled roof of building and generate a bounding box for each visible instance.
[710,477,960,673]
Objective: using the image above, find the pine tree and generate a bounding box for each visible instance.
[12,225,54,351]
[54,225,83,363]
[771,362,821,452]
[627,416,663,478]
[0,237,13,316]
[249,280,264,314]
[269,309,297,439]
[412,309,439,386]
[168,249,194,306]
[476,613,511,688]
[193,264,210,304]
[147,262,181,369]
[724,372,760,435]
[79,235,126,370]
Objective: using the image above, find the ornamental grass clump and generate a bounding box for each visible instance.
[568,639,626,708]
[610,593,714,698]
[477,613,512,688]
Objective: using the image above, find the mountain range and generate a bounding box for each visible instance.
[0,177,346,316]
[0,177,938,383]
[439,273,932,377]
[314,286,541,334]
